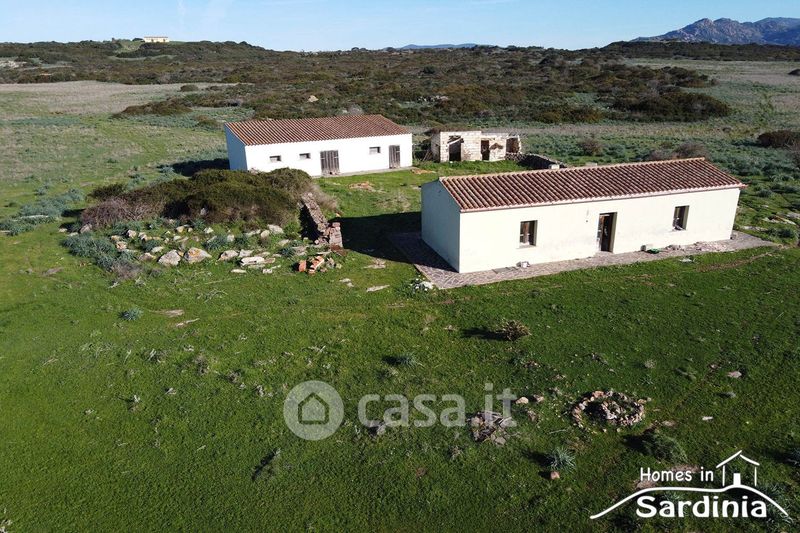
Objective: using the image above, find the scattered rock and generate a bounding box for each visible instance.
[727,370,742,379]
[267,224,283,234]
[515,396,529,405]
[115,241,128,251]
[176,225,187,234]
[277,239,290,246]
[231,269,247,274]
[218,250,238,261]
[366,285,390,292]
[365,258,386,269]
[183,247,211,264]
[259,230,271,241]
[204,227,214,234]
[262,268,275,274]
[58,227,68,233]
[158,309,184,317]
[126,229,138,239]
[532,395,545,403]
[175,318,199,328]
[158,250,182,267]
[297,260,307,273]
[79,224,92,234]
[240,256,266,266]
[150,246,165,254]
[365,420,387,437]
[225,234,235,242]
[165,388,177,396]
[43,267,62,276]
[140,252,156,262]
[469,411,513,445]
[238,250,253,258]
[702,416,714,422]
[307,95,318,103]
[550,471,560,480]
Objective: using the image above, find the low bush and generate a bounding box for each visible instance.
[757,130,800,148]
[495,319,530,341]
[120,307,144,321]
[115,98,191,117]
[547,447,576,472]
[180,84,199,92]
[578,137,603,156]
[82,168,326,228]
[675,142,708,159]
[640,430,688,463]
[790,69,800,76]
[615,91,730,121]
[89,182,127,201]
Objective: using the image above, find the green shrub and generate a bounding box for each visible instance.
[769,226,798,241]
[115,98,191,117]
[547,447,576,472]
[578,137,603,156]
[495,319,530,341]
[757,130,800,148]
[120,307,143,321]
[204,235,229,251]
[89,182,127,200]
[641,431,688,463]
[180,84,199,92]
[615,91,730,121]
[63,233,117,259]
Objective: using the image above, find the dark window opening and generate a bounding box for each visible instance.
[519,220,537,246]
[673,205,689,230]
[270,155,282,163]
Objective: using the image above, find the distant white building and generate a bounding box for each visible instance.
[421,158,744,273]
[143,36,169,43]
[224,115,412,177]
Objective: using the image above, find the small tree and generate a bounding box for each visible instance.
[789,142,800,171]
[578,137,603,156]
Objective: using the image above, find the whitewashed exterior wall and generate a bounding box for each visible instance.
[422,183,741,273]
[421,181,462,271]
[225,128,412,177]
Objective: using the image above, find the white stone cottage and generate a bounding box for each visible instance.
[421,158,745,273]
[225,115,412,177]
[430,130,521,162]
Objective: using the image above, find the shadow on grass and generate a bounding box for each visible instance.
[171,157,230,177]
[336,211,420,264]
[523,450,555,479]
[462,327,504,341]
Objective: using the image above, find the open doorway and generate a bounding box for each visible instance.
[597,212,616,252]
[447,136,463,162]
[481,140,490,161]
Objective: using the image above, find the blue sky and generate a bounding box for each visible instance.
[1,0,798,50]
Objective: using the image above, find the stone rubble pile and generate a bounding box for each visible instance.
[300,193,343,249]
[469,411,514,445]
[571,390,646,429]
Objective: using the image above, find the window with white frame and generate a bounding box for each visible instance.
[369,146,381,155]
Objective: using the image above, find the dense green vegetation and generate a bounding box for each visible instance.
[82,168,324,227]
[0,40,733,123]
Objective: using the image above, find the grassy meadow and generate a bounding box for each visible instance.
[0,58,799,532]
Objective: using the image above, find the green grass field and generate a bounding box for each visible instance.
[0,61,799,532]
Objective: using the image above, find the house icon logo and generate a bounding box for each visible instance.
[716,450,760,487]
[283,380,344,440]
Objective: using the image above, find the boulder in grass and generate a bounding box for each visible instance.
[218,250,238,262]
[140,252,156,262]
[184,248,211,264]
[158,250,182,267]
[267,224,283,234]
[240,256,266,267]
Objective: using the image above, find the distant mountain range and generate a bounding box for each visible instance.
[396,43,480,50]
[635,17,800,46]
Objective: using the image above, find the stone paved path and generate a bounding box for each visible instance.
[390,231,777,289]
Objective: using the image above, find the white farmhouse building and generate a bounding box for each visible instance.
[421,158,745,273]
[224,115,412,177]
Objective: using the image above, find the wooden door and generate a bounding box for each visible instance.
[320,150,339,175]
[389,145,401,168]
[597,213,615,252]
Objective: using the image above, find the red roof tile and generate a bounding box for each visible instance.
[439,158,745,212]
[225,114,409,146]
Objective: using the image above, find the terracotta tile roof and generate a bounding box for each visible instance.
[225,114,409,146]
[439,158,745,212]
